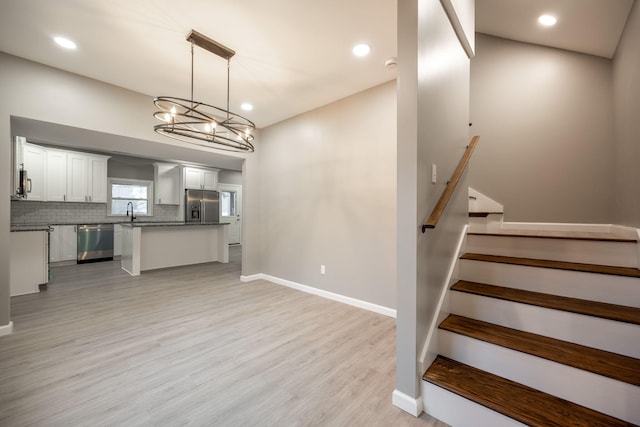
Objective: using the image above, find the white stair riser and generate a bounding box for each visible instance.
[450,292,640,358]
[467,235,637,268]
[468,214,504,233]
[459,259,640,308]
[421,380,526,427]
[439,330,640,424]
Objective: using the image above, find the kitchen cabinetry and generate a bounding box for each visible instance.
[89,155,108,203]
[184,167,218,191]
[113,224,122,257]
[66,151,89,202]
[154,162,181,205]
[10,231,48,296]
[45,148,110,203]
[22,142,46,201]
[50,225,77,263]
[46,150,68,202]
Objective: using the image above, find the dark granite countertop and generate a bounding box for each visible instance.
[11,221,229,231]
[10,225,53,232]
[121,222,230,228]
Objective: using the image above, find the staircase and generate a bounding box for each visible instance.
[422,227,640,426]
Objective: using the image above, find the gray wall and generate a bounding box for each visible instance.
[613,1,640,227]
[108,155,155,181]
[218,169,243,185]
[0,52,255,329]
[258,81,397,308]
[396,0,473,399]
[470,34,615,223]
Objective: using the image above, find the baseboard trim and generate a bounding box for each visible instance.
[241,274,396,318]
[240,274,262,282]
[0,321,14,337]
[392,389,423,417]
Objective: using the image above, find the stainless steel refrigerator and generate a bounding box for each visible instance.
[185,189,220,223]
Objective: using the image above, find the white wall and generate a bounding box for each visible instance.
[257,81,397,309]
[613,1,640,227]
[470,34,615,223]
[396,0,473,403]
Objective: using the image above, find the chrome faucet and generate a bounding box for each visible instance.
[126,201,136,222]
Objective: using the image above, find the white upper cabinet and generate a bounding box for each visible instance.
[43,148,110,203]
[184,167,218,191]
[22,142,46,201]
[66,152,89,202]
[46,149,68,202]
[154,162,181,205]
[88,155,109,203]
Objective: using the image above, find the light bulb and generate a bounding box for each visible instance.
[170,106,177,116]
[538,14,557,26]
[54,36,77,50]
[352,43,371,57]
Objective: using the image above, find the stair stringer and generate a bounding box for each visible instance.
[417,224,468,376]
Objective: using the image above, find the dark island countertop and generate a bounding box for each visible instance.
[120,222,230,228]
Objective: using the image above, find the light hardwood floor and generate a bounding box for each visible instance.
[1,247,447,427]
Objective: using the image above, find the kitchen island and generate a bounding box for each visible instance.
[120,222,229,276]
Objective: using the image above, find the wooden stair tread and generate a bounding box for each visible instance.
[451,280,640,325]
[440,314,640,385]
[468,211,502,218]
[461,253,640,278]
[423,356,635,427]
[468,230,636,242]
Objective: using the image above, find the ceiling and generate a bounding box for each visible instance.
[0,0,635,132]
[476,0,635,59]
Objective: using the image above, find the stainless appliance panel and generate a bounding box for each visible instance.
[202,190,219,223]
[77,224,114,263]
[185,189,219,223]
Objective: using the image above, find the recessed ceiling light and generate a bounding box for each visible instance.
[352,43,371,57]
[53,36,77,50]
[538,14,557,27]
[241,103,253,111]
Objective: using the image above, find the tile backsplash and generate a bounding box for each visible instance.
[11,201,181,225]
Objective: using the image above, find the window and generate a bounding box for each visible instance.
[108,178,154,217]
[221,191,237,217]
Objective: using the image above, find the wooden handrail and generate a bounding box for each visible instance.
[422,136,480,233]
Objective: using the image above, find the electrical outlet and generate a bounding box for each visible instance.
[431,164,437,184]
[320,265,326,275]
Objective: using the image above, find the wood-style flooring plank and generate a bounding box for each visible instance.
[461,253,640,278]
[0,247,446,427]
[423,356,636,427]
[440,314,640,385]
[451,280,640,325]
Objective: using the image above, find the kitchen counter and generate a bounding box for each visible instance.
[10,225,52,232]
[121,221,230,228]
[120,222,229,276]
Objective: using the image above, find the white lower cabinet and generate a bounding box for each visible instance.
[114,224,122,257]
[10,231,48,296]
[50,225,77,263]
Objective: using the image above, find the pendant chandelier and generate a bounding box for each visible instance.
[153,30,255,152]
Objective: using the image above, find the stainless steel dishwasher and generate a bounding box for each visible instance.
[77,224,114,263]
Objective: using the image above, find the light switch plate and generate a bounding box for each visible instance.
[431,164,437,184]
